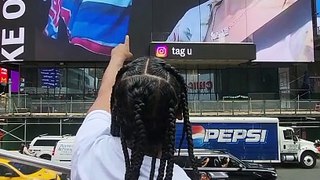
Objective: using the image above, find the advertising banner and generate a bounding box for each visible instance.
[35,0,135,62]
[0,0,34,62]
[0,67,8,85]
[1,0,148,62]
[0,0,315,62]
[154,0,314,62]
[175,122,279,161]
[150,42,256,60]
[10,70,20,93]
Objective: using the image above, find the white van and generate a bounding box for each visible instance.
[51,136,75,166]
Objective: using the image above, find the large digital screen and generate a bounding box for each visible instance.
[0,0,152,62]
[0,0,315,62]
[153,0,314,62]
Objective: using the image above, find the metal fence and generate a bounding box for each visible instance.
[1,95,320,117]
[188,99,320,116]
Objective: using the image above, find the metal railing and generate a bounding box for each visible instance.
[188,99,320,116]
[1,95,320,117]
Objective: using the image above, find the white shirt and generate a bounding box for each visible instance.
[71,110,190,180]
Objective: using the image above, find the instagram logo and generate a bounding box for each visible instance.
[155,45,168,58]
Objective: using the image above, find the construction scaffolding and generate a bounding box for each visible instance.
[1,93,320,149]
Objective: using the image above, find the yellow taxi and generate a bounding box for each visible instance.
[0,158,60,180]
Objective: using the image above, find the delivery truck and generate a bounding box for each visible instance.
[175,117,320,168]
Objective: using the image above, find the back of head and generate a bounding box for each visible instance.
[112,57,180,146]
[110,57,198,180]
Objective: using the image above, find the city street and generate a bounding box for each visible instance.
[0,0,320,179]
[276,159,320,180]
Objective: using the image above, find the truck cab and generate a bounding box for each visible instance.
[279,126,319,168]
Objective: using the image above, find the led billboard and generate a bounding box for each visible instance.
[154,0,314,62]
[0,0,314,62]
[0,0,145,62]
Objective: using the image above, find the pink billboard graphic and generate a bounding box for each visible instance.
[11,70,20,93]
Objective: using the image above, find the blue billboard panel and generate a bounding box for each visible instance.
[44,0,132,56]
[317,0,320,16]
[0,0,144,62]
[175,122,279,161]
[41,68,61,88]
[317,0,320,34]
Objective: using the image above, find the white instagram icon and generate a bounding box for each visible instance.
[155,46,168,58]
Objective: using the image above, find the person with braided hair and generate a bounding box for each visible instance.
[71,35,199,180]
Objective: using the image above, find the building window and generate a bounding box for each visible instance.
[283,130,293,140]
[179,69,216,101]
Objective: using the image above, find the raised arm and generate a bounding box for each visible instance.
[88,35,133,113]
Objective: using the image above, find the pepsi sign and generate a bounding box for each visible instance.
[176,122,279,161]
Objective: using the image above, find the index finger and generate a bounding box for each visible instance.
[124,35,130,46]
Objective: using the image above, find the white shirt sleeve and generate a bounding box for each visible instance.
[74,110,112,147]
[71,110,117,180]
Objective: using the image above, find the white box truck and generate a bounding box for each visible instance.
[175,117,320,168]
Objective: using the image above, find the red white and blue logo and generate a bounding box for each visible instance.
[192,125,206,147]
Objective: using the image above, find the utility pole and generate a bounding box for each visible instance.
[8,78,11,114]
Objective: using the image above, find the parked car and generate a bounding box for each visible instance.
[29,134,71,160]
[174,149,278,180]
[0,158,61,180]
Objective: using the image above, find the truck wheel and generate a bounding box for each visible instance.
[40,154,52,160]
[300,152,316,169]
